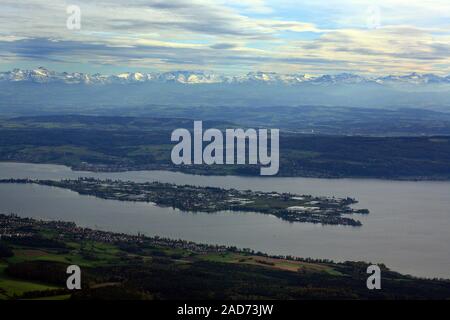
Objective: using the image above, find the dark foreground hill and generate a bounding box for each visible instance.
[1,214,449,300]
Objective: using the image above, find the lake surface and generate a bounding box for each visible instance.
[0,162,449,279]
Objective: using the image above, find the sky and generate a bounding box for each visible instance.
[1,0,449,75]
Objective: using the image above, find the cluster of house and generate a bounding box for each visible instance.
[0,213,229,254]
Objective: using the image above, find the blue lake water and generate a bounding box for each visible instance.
[0,162,449,279]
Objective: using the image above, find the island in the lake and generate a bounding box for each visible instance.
[0,178,369,226]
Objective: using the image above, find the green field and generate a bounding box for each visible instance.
[0,261,59,299]
[1,214,450,300]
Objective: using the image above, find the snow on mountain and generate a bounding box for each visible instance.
[310,73,368,85]
[0,68,449,86]
[156,71,224,84]
[113,72,151,82]
[376,73,450,85]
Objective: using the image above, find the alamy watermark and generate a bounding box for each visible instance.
[66,265,81,290]
[366,5,381,29]
[171,121,279,176]
[66,5,81,30]
[366,264,381,290]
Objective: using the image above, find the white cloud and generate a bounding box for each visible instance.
[0,0,449,74]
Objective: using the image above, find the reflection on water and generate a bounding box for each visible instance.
[0,162,449,279]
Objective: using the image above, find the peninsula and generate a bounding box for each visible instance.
[0,178,369,226]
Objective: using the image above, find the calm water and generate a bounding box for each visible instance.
[0,162,449,279]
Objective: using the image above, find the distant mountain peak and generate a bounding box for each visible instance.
[0,68,449,86]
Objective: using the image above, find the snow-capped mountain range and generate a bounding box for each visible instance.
[1,67,449,85]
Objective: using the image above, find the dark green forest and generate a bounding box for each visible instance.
[0,115,449,179]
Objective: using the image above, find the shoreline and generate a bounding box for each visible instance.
[1,161,450,280]
[2,160,450,182]
[2,212,449,282]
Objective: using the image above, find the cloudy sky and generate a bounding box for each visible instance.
[1,0,449,75]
